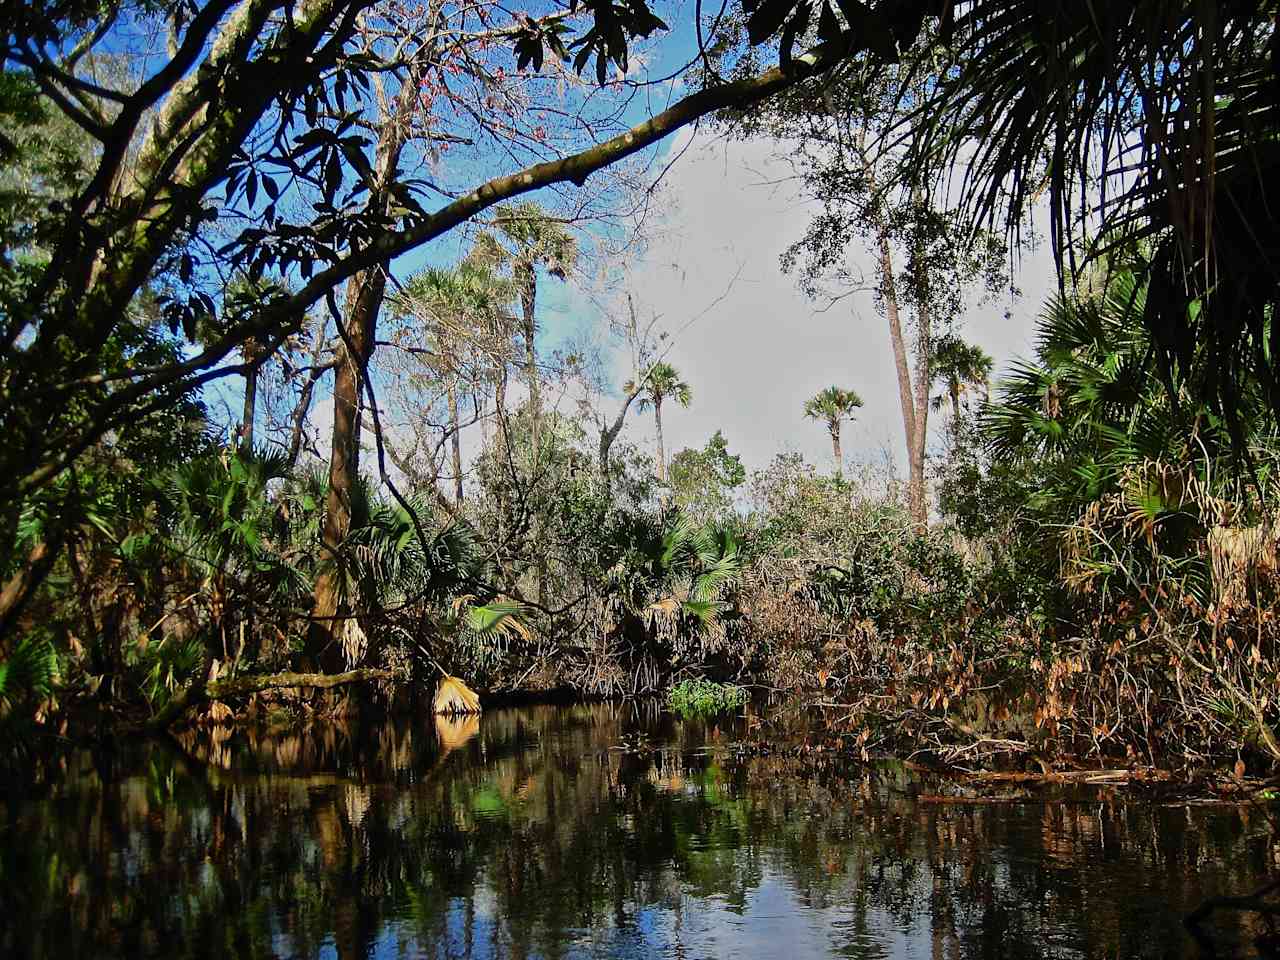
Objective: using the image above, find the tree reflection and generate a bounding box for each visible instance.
[0,705,1272,958]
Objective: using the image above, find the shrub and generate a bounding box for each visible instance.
[667,678,747,717]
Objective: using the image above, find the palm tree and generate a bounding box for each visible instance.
[803,386,863,468]
[628,362,691,482]
[391,263,516,504]
[980,268,1221,519]
[930,335,993,422]
[470,202,578,459]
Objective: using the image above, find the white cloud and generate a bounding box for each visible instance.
[293,127,1058,491]
[591,129,1057,475]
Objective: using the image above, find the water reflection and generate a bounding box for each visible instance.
[0,704,1274,959]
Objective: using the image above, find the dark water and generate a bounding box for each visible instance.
[0,704,1276,959]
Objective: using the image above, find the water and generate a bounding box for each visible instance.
[0,704,1275,958]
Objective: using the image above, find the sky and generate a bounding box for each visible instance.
[539,128,1060,478]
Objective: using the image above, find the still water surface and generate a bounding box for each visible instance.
[0,704,1275,959]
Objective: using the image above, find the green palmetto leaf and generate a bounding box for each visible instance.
[460,600,533,641]
[895,0,1280,433]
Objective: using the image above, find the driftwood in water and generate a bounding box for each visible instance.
[145,668,394,731]
[433,676,481,715]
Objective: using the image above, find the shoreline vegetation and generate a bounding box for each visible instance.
[6,0,1280,812]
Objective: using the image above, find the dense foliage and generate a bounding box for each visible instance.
[4,0,1280,784]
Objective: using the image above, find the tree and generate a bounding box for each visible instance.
[872,1,1280,444]
[980,267,1223,521]
[0,0,968,650]
[389,263,517,504]
[930,335,993,423]
[219,275,304,450]
[803,386,863,468]
[668,431,746,523]
[749,49,1008,532]
[471,203,578,462]
[630,362,691,483]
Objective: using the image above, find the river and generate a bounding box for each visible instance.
[0,703,1273,958]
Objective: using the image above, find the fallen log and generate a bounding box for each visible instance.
[145,668,394,731]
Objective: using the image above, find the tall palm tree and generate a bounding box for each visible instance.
[930,335,993,422]
[803,386,863,467]
[391,263,516,504]
[470,202,578,459]
[629,362,691,482]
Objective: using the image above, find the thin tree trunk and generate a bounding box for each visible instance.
[285,343,333,470]
[448,377,464,504]
[599,297,646,495]
[878,230,922,523]
[493,328,510,457]
[239,351,258,450]
[908,203,933,533]
[654,399,666,482]
[950,382,961,422]
[862,125,926,531]
[519,263,540,459]
[831,425,842,468]
[599,384,643,495]
[516,263,548,604]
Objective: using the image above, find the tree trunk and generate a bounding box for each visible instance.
[0,538,58,657]
[517,262,548,604]
[239,350,259,450]
[307,72,414,666]
[907,206,933,533]
[285,337,333,470]
[308,269,385,667]
[950,382,961,422]
[493,342,509,457]
[146,668,394,731]
[878,230,924,526]
[518,263,540,460]
[654,399,666,482]
[448,377,464,504]
[830,425,842,469]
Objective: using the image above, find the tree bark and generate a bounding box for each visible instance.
[492,324,510,458]
[308,268,386,667]
[0,538,58,657]
[518,262,540,460]
[285,345,334,469]
[448,377,464,504]
[654,398,666,482]
[239,340,260,450]
[950,382,961,422]
[516,262,548,604]
[907,212,933,533]
[599,385,643,495]
[878,230,924,526]
[307,68,416,664]
[830,425,842,468]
